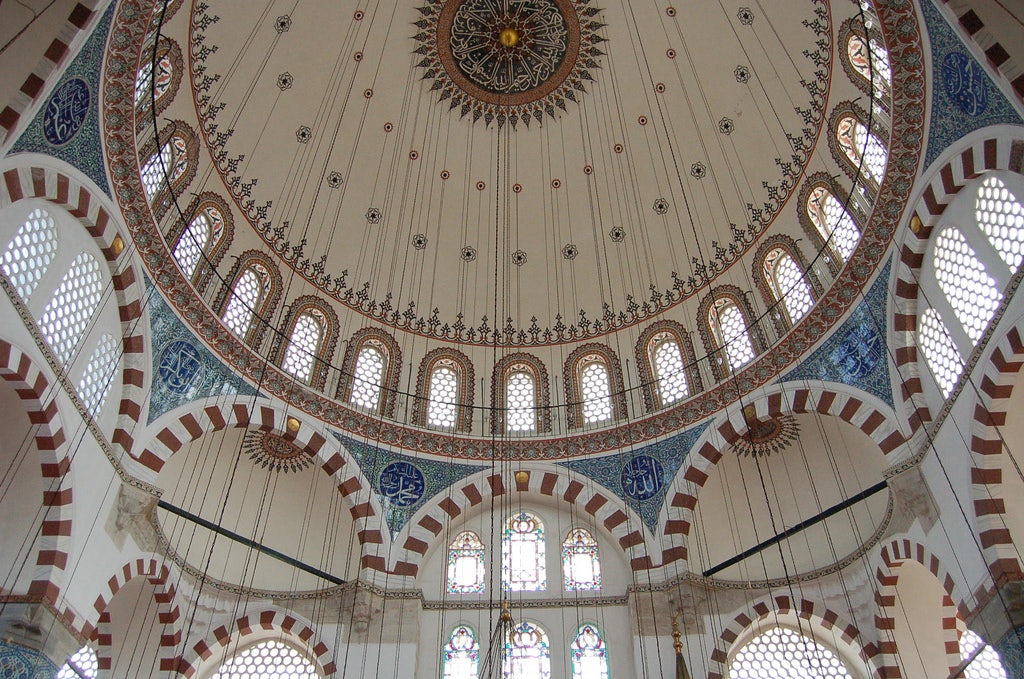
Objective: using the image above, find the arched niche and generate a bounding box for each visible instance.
[102,576,168,676]
[885,559,960,679]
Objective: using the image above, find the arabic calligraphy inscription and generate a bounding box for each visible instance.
[620,455,664,501]
[379,461,426,507]
[43,78,90,146]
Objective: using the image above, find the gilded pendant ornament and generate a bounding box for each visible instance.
[413,0,605,126]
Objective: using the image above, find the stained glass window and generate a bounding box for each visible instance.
[571,625,609,679]
[78,334,119,416]
[56,646,98,679]
[764,248,813,324]
[503,511,545,592]
[650,333,689,405]
[976,176,1024,274]
[223,264,269,339]
[919,308,964,398]
[727,627,853,678]
[846,33,890,98]
[503,622,551,679]
[807,187,860,262]
[208,640,320,679]
[933,227,1002,344]
[443,626,480,679]
[579,357,613,424]
[39,252,104,365]
[562,528,601,591]
[282,310,325,383]
[709,298,756,372]
[836,115,886,184]
[447,530,485,594]
[960,629,1009,679]
[350,343,386,410]
[506,368,537,433]
[2,207,58,300]
[428,361,459,429]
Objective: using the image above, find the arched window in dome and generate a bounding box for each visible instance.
[636,322,702,412]
[2,207,58,300]
[976,175,1024,274]
[39,252,104,365]
[208,640,321,679]
[571,624,609,679]
[223,265,270,340]
[443,626,480,679]
[562,528,601,591]
[414,348,474,432]
[503,622,551,679]
[275,297,338,389]
[727,626,854,678]
[56,646,98,679]
[701,290,761,381]
[565,345,626,429]
[447,530,485,594]
[757,243,815,327]
[139,121,198,218]
[933,226,1002,345]
[840,20,890,104]
[172,198,230,287]
[918,308,964,398]
[959,628,1009,679]
[134,38,181,126]
[503,511,545,592]
[805,184,861,264]
[339,328,401,416]
[492,353,551,434]
[833,109,887,186]
[428,362,460,428]
[78,334,120,416]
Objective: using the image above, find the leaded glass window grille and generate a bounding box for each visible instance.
[446,530,485,594]
[709,298,756,372]
[503,511,545,592]
[39,252,104,365]
[571,625,609,679]
[650,333,689,405]
[933,227,1002,344]
[846,33,890,98]
[960,629,1009,679]
[282,310,325,383]
[428,360,459,429]
[506,368,537,433]
[135,53,172,107]
[562,528,601,591]
[919,308,964,398]
[764,248,813,324]
[807,187,860,262]
[2,207,58,300]
[78,334,119,416]
[503,622,551,679]
[173,213,210,281]
[208,640,320,679]
[443,626,480,679]
[141,136,188,200]
[579,357,613,425]
[350,342,386,410]
[727,627,853,678]
[976,176,1024,274]
[57,646,98,679]
[836,115,887,184]
[223,264,269,339]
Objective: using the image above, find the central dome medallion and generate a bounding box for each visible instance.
[414,0,604,126]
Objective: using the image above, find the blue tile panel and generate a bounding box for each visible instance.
[0,641,58,679]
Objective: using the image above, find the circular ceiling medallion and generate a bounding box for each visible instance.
[731,413,800,458]
[414,0,604,126]
[243,431,314,473]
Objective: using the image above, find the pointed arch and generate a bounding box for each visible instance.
[797,172,866,274]
[697,286,767,382]
[138,120,199,220]
[214,250,283,348]
[134,36,183,130]
[273,295,340,390]
[491,353,552,434]
[635,320,702,412]
[829,102,888,192]
[563,343,627,429]
[166,192,234,291]
[337,327,402,418]
[838,17,891,108]
[412,347,475,433]
[752,235,823,332]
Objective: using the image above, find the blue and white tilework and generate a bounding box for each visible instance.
[921,0,1022,170]
[0,641,58,679]
[557,421,712,533]
[995,627,1024,679]
[783,258,893,406]
[331,431,488,536]
[10,4,115,196]
[147,281,259,424]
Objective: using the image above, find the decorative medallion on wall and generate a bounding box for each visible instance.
[731,411,799,458]
[413,0,605,126]
[243,431,314,473]
[43,78,90,146]
[378,461,426,507]
[941,52,987,117]
[620,455,664,500]
[157,339,204,393]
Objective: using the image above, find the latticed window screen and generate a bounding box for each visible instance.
[223,267,265,338]
[976,176,1024,274]
[56,647,98,679]
[172,213,210,280]
[959,629,1010,679]
[443,626,480,679]
[710,299,756,372]
[651,334,689,405]
[846,33,890,97]
[502,511,545,591]
[503,622,551,679]
[282,311,324,383]
[350,344,385,410]
[208,640,320,679]
[579,358,613,424]
[135,54,172,107]
[2,207,58,300]
[562,528,601,591]
[727,627,854,678]
[506,369,536,433]
[836,116,887,184]
[807,187,860,262]
[78,334,119,416]
[140,144,172,199]
[918,308,964,398]
[765,248,813,323]
[39,252,104,365]
[446,530,485,594]
[427,362,459,428]
[571,625,610,679]
[933,227,1002,344]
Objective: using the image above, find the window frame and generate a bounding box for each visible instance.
[273,296,339,390]
[337,327,402,417]
[564,344,627,429]
[413,347,475,432]
[635,321,702,412]
[491,353,551,434]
